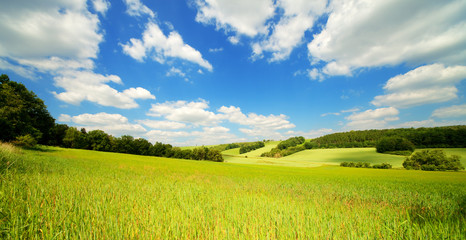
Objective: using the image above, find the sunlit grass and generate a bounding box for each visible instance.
[225,148,406,168]
[1,144,465,239]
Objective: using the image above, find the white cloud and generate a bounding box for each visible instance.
[372,64,466,108]
[166,67,186,77]
[431,104,466,119]
[0,0,154,109]
[218,106,295,130]
[137,120,187,130]
[58,112,147,137]
[308,0,466,77]
[395,119,466,129]
[147,99,222,126]
[0,59,35,79]
[345,107,399,130]
[52,70,155,109]
[123,0,155,18]
[285,128,334,139]
[92,0,110,15]
[195,0,275,37]
[122,87,156,100]
[228,36,240,45]
[322,61,352,76]
[0,1,102,60]
[195,0,327,61]
[209,48,223,53]
[145,127,242,146]
[122,21,213,71]
[253,0,327,61]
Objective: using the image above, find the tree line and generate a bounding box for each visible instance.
[261,136,310,158]
[0,74,223,162]
[311,127,466,149]
[239,141,265,154]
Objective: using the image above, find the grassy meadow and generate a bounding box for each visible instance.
[224,147,466,168]
[1,143,465,239]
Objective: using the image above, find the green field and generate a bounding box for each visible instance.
[224,147,466,168]
[1,143,465,239]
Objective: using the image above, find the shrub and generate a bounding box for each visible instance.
[373,163,392,169]
[376,136,415,154]
[340,161,391,169]
[403,150,464,171]
[12,134,37,148]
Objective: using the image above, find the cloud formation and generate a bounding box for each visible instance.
[0,0,155,109]
[122,21,213,71]
[53,71,155,109]
[58,112,147,136]
[372,64,466,108]
[308,0,466,77]
[345,107,399,130]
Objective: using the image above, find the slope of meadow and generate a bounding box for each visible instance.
[1,144,465,239]
[224,148,406,168]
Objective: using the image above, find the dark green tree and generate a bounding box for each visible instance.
[376,136,415,154]
[87,130,112,151]
[403,149,464,171]
[0,74,55,144]
[63,127,88,149]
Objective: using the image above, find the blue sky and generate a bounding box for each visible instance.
[1,0,466,146]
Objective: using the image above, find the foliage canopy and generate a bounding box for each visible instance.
[403,149,464,171]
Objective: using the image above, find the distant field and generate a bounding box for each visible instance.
[224,147,466,168]
[225,148,406,168]
[1,144,465,239]
[221,141,279,157]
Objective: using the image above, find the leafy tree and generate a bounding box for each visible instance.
[87,130,112,151]
[133,138,152,155]
[13,134,37,148]
[239,141,265,154]
[0,74,55,144]
[63,127,88,149]
[403,150,464,171]
[48,123,69,146]
[376,136,415,154]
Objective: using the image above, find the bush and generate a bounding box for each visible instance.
[376,136,415,154]
[12,134,37,148]
[340,161,391,169]
[403,150,464,171]
[373,163,392,169]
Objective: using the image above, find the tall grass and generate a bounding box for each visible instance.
[1,144,465,239]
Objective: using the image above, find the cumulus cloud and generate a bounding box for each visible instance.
[285,128,334,139]
[137,120,187,130]
[195,0,275,37]
[395,119,466,129]
[308,0,466,77]
[92,0,110,15]
[431,104,466,119]
[253,0,327,61]
[123,0,155,18]
[372,64,466,108]
[166,67,186,77]
[145,100,296,141]
[195,0,327,62]
[147,99,221,126]
[0,0,155,109]
[345,107,399,130]
[0,0,102,61]
[52,70,155,109]
[58,112,147,136]
[121,21,213,71]
[218,106,295,130]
